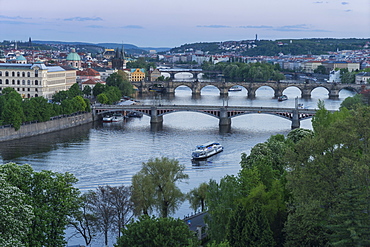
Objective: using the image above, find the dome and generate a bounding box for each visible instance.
[66,48,81,61]
[16,55,27,61]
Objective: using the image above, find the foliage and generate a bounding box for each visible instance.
[202,62,285,82]
[106,72,134,97]
[0,176,34,247]
[0,163,80,247]
[125,57,156,72]
[92,82,106,97]
[340,94,365,110]
[284,105,370,246]
[313,65,328,74]
[82,85,92,97]
[131,157,189,218]
[115,215,199,247]
[340,69,356,84]
[187,182,208,213]
[286,128,314,144]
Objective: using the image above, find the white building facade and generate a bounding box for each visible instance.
[0,63,76,99]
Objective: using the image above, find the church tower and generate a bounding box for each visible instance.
[111,46,126,70]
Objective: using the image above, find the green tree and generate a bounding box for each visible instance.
[131,157,189,218]
[0,163,80,247]
[187,182,208,213]
[115,215,199,247]
[314,65,327,74]
[131,172,155,216]
[82,85,92,97]
[227,204,275,247]
[92,83,106,97]
[97,93,109,104]
[340,94,365,110]
[0,176,34,247]
[284,105,370,246]
[107,72,134,97]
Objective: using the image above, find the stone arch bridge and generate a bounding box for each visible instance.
[93,104,322,131]
[132,80,366,99]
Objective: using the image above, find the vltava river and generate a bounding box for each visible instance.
[0,85,355,246]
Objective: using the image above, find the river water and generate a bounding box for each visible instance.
[0,85,355,246]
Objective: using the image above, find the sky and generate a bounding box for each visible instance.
[0,0,369,48]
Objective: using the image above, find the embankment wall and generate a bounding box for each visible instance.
[0,112,94,142]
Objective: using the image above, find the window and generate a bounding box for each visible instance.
[35,88,38,92]
[0,71,2,76]
[0,79,2,84]
[5,71,9,76]
[22,80,25,85]
[35,94,38,97]
[27,80,30,85]
[22,72,25,77]
[12,71,15,77]
[35,80,38,85]
[12,79,15,85]
[27,72,30,77]
[5,79,9,84]
[17,80,20,85]
[17,72,20,77]
[35,70,38,77]
[28,88,30,91]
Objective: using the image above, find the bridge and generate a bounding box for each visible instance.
[92,103,319,130]
[132,80,367,99]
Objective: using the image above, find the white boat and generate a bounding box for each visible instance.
[102,115,113,122]
[191,142,223,159]
[111,113,125,122]
[278,95,288,101]
[228,86,242,92]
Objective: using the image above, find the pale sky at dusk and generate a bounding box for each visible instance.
[0,0,369,48]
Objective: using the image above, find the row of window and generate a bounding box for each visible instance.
[0,79,39,85]
[0,70,39,77]
[0,87,38,92]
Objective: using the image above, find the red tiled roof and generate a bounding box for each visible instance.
[76,68,100,76]
[82,78,106,85]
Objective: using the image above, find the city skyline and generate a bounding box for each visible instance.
[1,0,369,48]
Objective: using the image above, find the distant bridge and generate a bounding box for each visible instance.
[93,104,320,130]
[132,80,366,99]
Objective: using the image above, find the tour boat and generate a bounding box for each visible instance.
[191,142,223,160]
[102,115,113,122]
[111,113,125,122]
[228,85,242,91]
[278,95,288,101]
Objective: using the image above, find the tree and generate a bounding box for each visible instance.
[82,85,92,97]
[314,65,327,74]
[115,215,199,247]
[340,94,365,110]
[93,83,106,97]
[284,105,370,246]
[187,182,208,213]
[85,186,115,247]
[106,72,134,97]
[227,204,275,247]
[0,88,24,130]
[131,157,189,218]
[0,163,80,247]
[131,172,155,216]
[0,176,34,247]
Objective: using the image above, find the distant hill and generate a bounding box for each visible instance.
[170,38,370,56]
[32,40,171,54]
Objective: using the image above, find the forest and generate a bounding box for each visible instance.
[1,95,369,246]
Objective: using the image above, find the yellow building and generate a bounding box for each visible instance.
[0,63,75,99]
[130,68,145,82]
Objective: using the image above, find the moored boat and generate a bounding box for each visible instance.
[102,115,113,122]
[228,85,242,91]
[278,95,288,101]
[111,113,125,122]
[127,111,143,118]
[191,142,223,159]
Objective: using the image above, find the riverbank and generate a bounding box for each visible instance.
[0,112,94,142]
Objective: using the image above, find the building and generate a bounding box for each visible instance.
[130,68,145,82]
[66,48,81,69]
[355,72,370,84]
[150,68,161,81]
[81,78,106,91]
[76,68,101,84]
[301,61,322,73]
[0,63,76,99]
[111,48,126,70]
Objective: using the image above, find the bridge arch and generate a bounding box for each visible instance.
[254,85,275,98]
[282,86,302,97]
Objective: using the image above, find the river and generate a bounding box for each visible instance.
[0,85,355,246]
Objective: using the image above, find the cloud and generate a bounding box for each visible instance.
[0,15,31,20]
[344,9,352,12]
[273,24,330,32]
[341,2,349,5]
[196,25,231,28]
[121,25,144,29]
[86,25,104,28]
[239,25,273,29]
[63,17,103,21]
[0,20,36,25]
